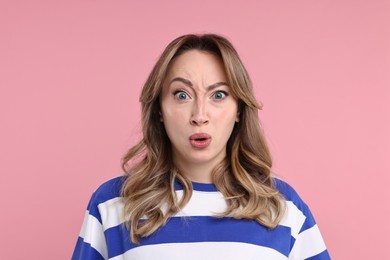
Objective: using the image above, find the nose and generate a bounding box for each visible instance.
[190,99,209,126]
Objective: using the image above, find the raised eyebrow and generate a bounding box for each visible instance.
[169,77,229,91]
[207,82,229,91]
[169,77,193,87]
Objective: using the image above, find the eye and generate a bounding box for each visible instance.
[174,91,189,100]
[212,91,228,100]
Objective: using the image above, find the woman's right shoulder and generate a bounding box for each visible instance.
[90,175,126,205]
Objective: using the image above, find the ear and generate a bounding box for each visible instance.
[235,112,240,122]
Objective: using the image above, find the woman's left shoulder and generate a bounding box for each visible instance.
[272,178,300,199]
[272,177,331,259]
[271,177,310,210]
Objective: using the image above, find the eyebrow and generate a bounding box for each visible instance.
[169,77,229,91]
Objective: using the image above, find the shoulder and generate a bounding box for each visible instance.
[90,176,125,205]
[273,178,315,226]
[272,177,322,237]
[272,178,330,258]
[272,177,306,207]
[84,176,125,225]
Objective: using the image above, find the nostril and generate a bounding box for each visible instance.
[191,117,208,125]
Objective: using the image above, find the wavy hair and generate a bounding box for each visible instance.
[121,34,285,243]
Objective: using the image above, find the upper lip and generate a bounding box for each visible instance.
[189,133,211,140]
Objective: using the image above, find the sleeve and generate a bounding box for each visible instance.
[72,192,108,260]
[288,202,331,260]
[274,179,331,260]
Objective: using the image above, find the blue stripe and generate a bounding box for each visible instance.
[72,237,105,260]
[274,179,303,205]
[274,179,319,234]
[174,179,218,192]
[87,194,102,223]
[105,216,293,258]
[93,176,124,204]
[86,177,124,224]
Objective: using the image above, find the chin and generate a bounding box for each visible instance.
[187,153,222,164]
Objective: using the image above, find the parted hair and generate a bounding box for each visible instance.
[121,34,285,243]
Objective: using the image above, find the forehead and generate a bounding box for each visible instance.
[165,50,226,80]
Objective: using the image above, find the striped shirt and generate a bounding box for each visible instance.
[72,176,330,259]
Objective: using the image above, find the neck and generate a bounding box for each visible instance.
[174,159,218,184]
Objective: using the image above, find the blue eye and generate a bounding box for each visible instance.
[174,91,189,100]
[212,91,227,100]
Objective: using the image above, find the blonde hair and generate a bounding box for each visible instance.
[121,34,285,243]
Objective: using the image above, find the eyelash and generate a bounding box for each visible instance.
[173,90,190,100]
[172,90,229,101]
[211,90,228,100]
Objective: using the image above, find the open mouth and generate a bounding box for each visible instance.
[189,133,211,149]
[194,137,208,141]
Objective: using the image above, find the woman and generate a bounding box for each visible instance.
[72,34,330,259]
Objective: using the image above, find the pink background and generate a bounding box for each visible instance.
[1,0,389,259]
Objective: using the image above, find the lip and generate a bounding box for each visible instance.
[189,133,212,149]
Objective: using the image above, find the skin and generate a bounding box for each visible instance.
[160,50,239,183]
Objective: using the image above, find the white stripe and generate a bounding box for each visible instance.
[79,211,108,259]
[110,242,288,260]
[279,201,306,239]
[79,210,90,238]
[288,224,327,259]
[95,191,226,231]
[95,192,307,240]
[175,190,227,216]
[98,197,125,231]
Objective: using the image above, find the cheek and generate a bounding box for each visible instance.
[162,107,187,123]
[215,106,238,124]
[161,108,188,138]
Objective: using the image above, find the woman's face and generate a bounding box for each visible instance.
[160,50,239,174]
